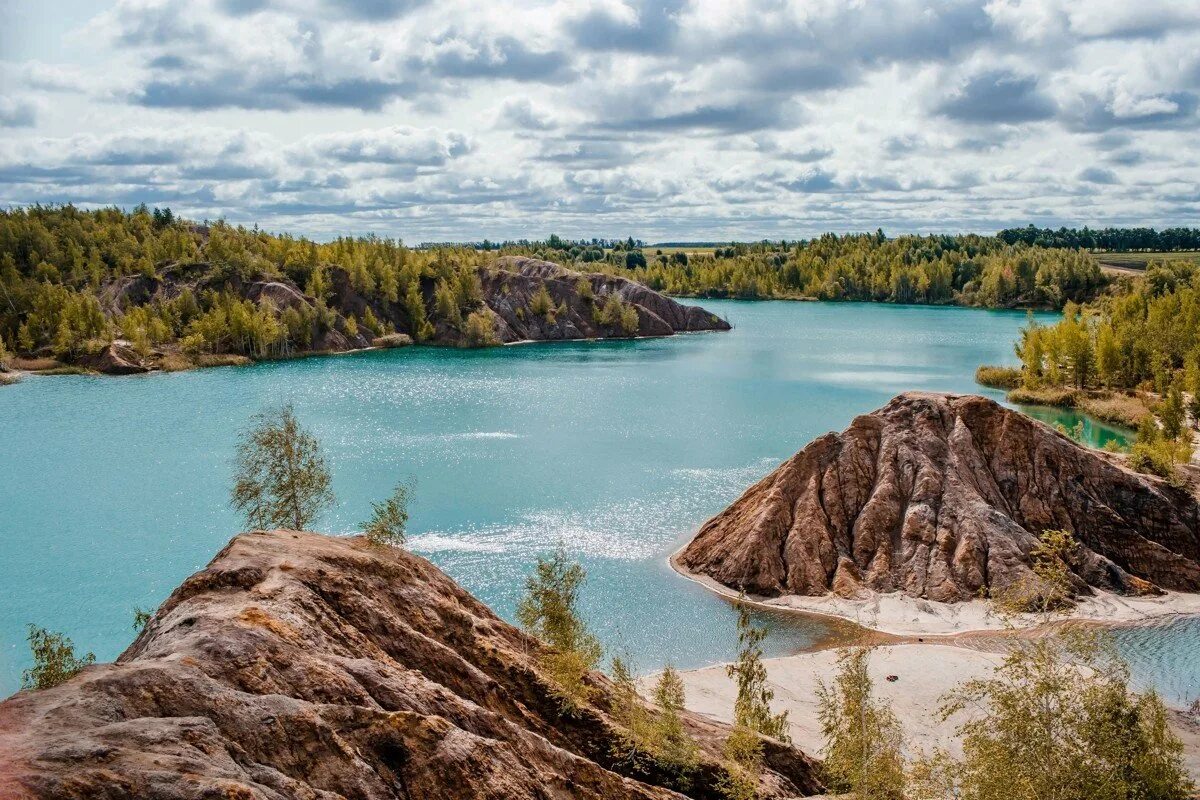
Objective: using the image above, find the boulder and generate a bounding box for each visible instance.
[80,341,149,375]
[679,392,1200,603]
[0,530,823,799]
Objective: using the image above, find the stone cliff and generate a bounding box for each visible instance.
[678,393,1200,603]
[0,530,820,799]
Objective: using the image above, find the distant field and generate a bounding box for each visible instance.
[1095,251,1200,275]
[647,245,719,256]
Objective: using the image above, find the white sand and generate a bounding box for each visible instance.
[669,644,1200,780]
[671,552,1200,637]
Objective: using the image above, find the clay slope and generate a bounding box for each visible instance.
[679,392,1200,603]
[0,531,820,800]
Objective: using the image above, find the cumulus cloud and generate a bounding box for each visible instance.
[935,69,1057,123]
[0,0,1198,238]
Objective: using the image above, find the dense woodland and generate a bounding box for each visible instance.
[0,204,1151,370]
[998,225,1200,252]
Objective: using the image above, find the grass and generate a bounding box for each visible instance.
[10,356,63,371]
[195,353,252,368]
[1007,386,1080,407]
[975,365,1023,389]
[1079,393,1152,429]
[0,371,21,386]
[1007,385,1149,430]
[1095,252,1200,272]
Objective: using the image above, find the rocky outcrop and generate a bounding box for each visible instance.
[478,256,730,343]
[86,256,727,372]
[0,531,822,800]
[78,340,150,375]
[679,392,1200,603]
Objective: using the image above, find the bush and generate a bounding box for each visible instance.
[1007,386,1080,407]
[22,625,95,690]
[974,365,1022,389]
[362,481,412,547]
[517,547,603,708]
[462,309,499,347]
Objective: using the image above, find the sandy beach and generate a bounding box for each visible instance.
[671,549,1200,637]
[667,549,1200,781]
[668,643,1200,781]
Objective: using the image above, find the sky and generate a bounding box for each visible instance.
[0,0,1198,242]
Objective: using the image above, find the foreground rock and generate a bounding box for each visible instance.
[679,392,1200,604]
[0,531,821,799]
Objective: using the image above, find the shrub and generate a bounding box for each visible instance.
[372,333,413,348]
[462,309,499,347]
[816,647,907,799]
[230,404,335,531]
[22,625,95,690]
[517,547,603,708]
[362,481,412,547]
[530,285,555,318]
[651,665,699,780]
[974,365,1022,389]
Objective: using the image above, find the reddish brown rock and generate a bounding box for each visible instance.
[80,341,150,375]
[679,392,1200,603]
[0,531,822,800]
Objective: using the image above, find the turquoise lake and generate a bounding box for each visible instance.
[0,300,1193,705]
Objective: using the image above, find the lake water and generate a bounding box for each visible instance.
[0,300,1190,703]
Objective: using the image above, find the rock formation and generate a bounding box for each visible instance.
[0,530,821,799]
[678,392,1200,603]
[78,256,727,373]
[477,256,730,343]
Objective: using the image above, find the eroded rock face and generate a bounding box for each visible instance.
[679,393,1200,603]
[479,256,730,343]
[0,531,821,800]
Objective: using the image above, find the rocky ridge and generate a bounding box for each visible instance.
[0,530,821,799]
[678,392,1200,603]
[62,256,728,375]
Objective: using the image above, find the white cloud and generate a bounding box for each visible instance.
[0,0,1197,238]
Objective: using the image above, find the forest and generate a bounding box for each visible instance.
[0,205,1132,374]
[997,225,1200,252]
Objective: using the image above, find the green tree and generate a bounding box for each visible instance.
[362,481,412,546]
[727,600,789,740]
[22,625,95,690]
[231,404,335,530]
[463,308,498,347]
[132,607,152,631]
[1160,383,1186,440]
[816,647,907,799]
[517,547,603,707]
[652,664,700,779]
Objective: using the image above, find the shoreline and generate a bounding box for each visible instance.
[669,547,1200,639]
[668,643,1200,780]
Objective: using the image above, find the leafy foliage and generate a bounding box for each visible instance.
[517,547,603,707]
[816,647,907,799]
[362,481,412,547]
[22,625,95,690]
[726,600,790,741]
[231,404,335,531]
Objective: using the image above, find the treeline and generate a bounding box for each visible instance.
[605,233,1106,308]
[998,225,1200,252]
[0,204,497,362]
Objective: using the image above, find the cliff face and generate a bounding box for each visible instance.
[679,393,1200,603]
[0,531,820,800]
[477,256,729,343]
[82,256,727,373]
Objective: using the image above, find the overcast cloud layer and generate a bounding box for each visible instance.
[1,0,1198,241]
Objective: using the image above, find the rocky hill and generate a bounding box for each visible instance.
[0,531,820,799]
[678,393,1200,603]
[65,256,728,374]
